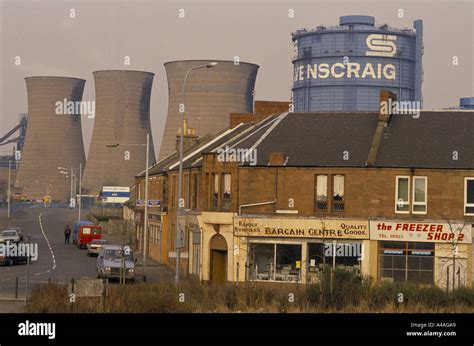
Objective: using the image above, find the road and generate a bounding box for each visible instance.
[0,207,98,298]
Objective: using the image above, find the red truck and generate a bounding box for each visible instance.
[73,221,102,249]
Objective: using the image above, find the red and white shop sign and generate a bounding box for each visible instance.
[369,221,471,244]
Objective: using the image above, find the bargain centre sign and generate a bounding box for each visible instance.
[369,221,471,244]
[234,217,369,239]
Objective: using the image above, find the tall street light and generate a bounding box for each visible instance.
[7,160,11,219]
[106,133,150,274]
[175,62,218,286]
[58,166,77,206]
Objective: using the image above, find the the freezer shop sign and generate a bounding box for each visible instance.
[233,218,369,239]
[369,221,472,244]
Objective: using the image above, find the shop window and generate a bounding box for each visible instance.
[249,243,274,281]
[222,174,231,210]
[315,175,328,211]
[412,177,427,214]
[379,241,434,285]
[464,178,474,215]
[275,244,301,281]
[395,176,410,213]
[307,242,361,283]
[332,175,344,211]
[249,243,302,282]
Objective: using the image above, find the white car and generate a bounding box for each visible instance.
[0,229,22,243]
[87,239,108,257]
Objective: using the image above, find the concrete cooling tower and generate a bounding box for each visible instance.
[15,77,86,201]
[81,70,155,195]
[158,60,259,160]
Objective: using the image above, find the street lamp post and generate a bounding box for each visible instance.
[78,162,82,221]
[106,133,150,275]
[7,160,11,219]
[175,62,217,286]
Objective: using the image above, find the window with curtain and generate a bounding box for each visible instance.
[212,173,219,210]
[332,175,345,211]
[222,173,231,210]
[315,175,328,211]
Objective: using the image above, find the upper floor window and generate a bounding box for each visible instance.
[395,176,410,213]
[395,176,427,214]
[315,175,328,211]
[465,178,474,216]
[332,175,345,211]
[191,173,198,210]
[212,173,219,210]
[222,174,232,210]
[412,177,427,214]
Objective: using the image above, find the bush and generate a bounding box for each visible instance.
[26,278,474,313]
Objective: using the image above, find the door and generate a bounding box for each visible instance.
[209,233,228,284]
[210,250,227,284]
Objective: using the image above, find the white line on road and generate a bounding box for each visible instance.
[34,213,57,276]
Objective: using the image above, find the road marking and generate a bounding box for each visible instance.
[34,213,57,276]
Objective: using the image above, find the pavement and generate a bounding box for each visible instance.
[0,206,176,312]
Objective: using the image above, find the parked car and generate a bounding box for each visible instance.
[8,227,24,241]
[87,239,108,257]
[0,242,30,266]
[97,245,136,282]
[0,229,22,243]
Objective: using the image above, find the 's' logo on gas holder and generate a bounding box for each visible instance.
[366,34,397,57]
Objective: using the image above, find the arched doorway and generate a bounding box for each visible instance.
[209,234,228,284]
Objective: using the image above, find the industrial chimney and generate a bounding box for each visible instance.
[81,70,155,195]
[15,76,87,201]
[158,60,259,160]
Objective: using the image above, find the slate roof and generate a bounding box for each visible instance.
[375,111,474,169]
[141,110,474,177]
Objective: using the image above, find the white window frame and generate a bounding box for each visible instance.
[412,176,427,215]
[464,178,474,216]
[395,176,410,214]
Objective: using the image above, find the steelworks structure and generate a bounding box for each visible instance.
[292,15,423,112]
[15,76,86,200]
[158,60,259,160]
[81,70,155,195]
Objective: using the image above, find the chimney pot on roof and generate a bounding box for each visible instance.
[268,152,285,166]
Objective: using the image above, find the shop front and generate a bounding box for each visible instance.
[369,220,472,288]
[233,217,370,284]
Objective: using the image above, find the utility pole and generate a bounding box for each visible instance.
[25,235,31,305]
[7,160,11,219]
[175,62,218,286]
[143,133,150,273]
[78,162,82,221]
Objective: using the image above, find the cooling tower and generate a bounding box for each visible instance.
[15,77,86,201]
[81,70,155,195]
[159,60,259,160]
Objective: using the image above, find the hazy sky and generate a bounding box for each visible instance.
[1,0,473,158]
